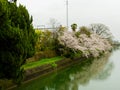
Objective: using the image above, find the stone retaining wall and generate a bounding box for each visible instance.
[24,56,86,83]
[8,56,86,90]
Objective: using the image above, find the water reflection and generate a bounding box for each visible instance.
[94,62,113,80]
[14,53,114,90]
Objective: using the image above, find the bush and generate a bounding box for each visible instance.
[35,30,57,52]
[71,23,77,32]
[62,48,74,58]
[55,43,77,59]
[75,31,81,38]
[50,62,57,68]
[79,26,91,37]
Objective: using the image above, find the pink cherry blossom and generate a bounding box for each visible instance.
[58,31,112,58]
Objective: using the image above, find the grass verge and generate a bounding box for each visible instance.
[23,56,64,70]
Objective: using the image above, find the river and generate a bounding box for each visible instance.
[13,48,120,90]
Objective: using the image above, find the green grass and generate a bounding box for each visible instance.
[23,56,64,70]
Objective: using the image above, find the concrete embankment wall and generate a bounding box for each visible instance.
[24,56,86,83]
[8,56,87,90]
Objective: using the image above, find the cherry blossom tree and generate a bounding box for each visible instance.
[58,30,112,58]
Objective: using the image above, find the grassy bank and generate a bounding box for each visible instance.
[23,56,64,70]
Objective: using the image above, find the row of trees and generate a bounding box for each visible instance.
[34,22,113,57]
[34,22,113,59]
[57,25,113,58]
[0,0,36,84]
[71,23,113,40]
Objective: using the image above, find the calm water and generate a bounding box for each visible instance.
[13,48,120,90]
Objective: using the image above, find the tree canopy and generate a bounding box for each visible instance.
[71,23,77,32]
[0,0,36,84]
[89,23,113,39]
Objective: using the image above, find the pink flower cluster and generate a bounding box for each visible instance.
[58,31,112,57]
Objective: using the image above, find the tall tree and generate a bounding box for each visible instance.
[0,0,36,84]
[48,18,60,31]
[71,23,77,32]
[89,23,113,39]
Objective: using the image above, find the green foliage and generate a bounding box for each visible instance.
[75,31,81,38]
[75,26,91,38]
[0,0,36,84]
[58,25,67,33]
[54,39,65,55]
[71,23,77,32]
[63,48,75,58]
[23,56,64,70]
[50,62,57,68]
[63,48,82,59]
[35,30,56,52]
[79,26,91,37]
[26,50,57,63]
[35,27,68,58]
[56,43,82,59]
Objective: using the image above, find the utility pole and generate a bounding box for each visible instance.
[66,0,68,29]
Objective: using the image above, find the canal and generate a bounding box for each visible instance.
[13,48,120,90]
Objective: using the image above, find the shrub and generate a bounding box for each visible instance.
[35,30,57,52]
[71,23,77,32]
[79,26,91,37]
[50,62,57,68]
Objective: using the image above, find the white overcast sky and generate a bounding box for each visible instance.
[18,0,120,41]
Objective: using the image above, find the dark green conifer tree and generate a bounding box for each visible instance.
[0,0,36,84]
